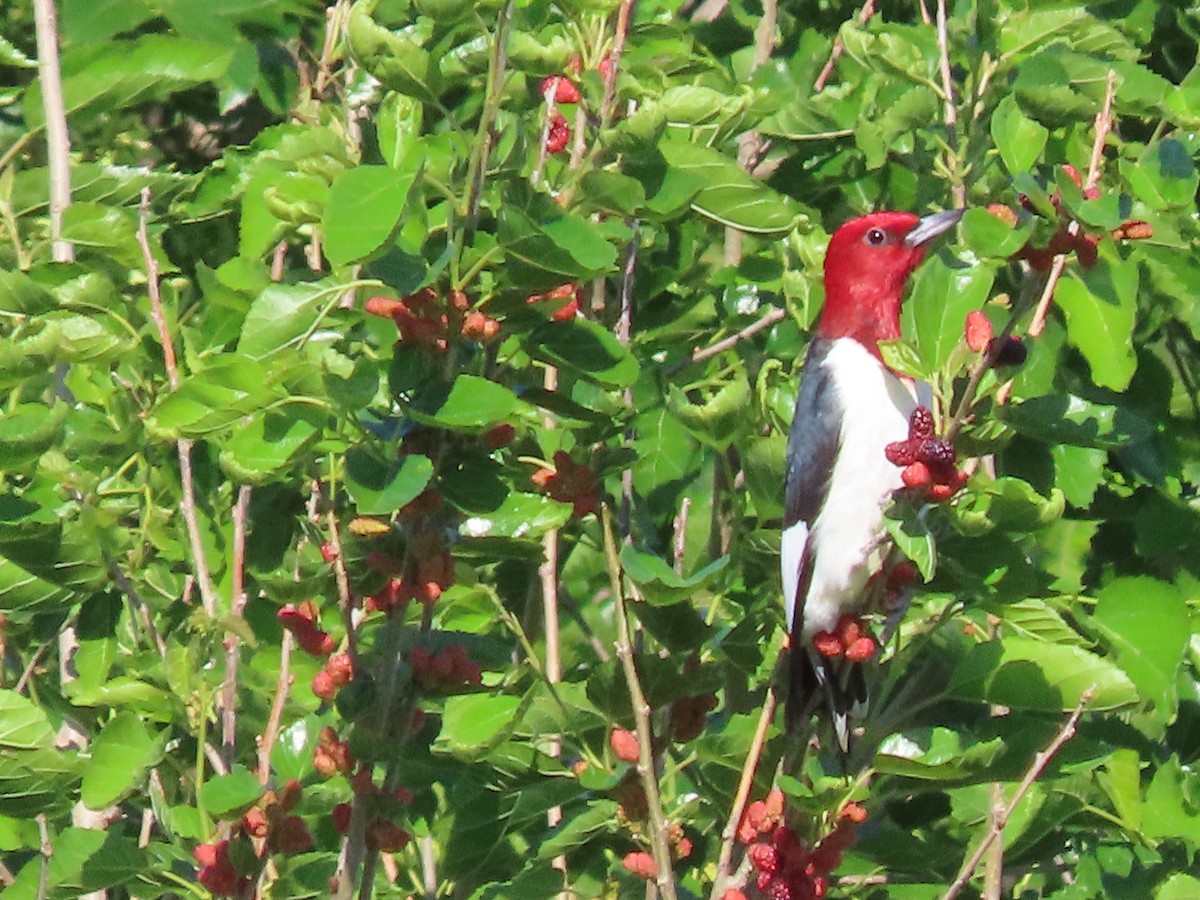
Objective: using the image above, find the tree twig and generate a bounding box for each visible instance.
[33,0,72,264]
[221,485,253,770]
[601,505,678,900]
[935,0,965,208]
[813,0,876,93]
[1028,69,1117,337]
[940,688,1094,900]
[670,307,786,377]
[138,188,220,617]
[710,681,779,899]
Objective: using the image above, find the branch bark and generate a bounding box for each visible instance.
[33,0,73,264]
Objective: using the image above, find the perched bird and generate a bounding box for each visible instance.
[782,209,962,747]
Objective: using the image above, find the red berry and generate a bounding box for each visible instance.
[311,669,336,700]
[622,850,658,880]
[965,310,993,353]
[845,636,877,663]
[834,614,861,646]
[901,462,932,489]
[908,407,934,439]
[545,111,570,154]
[929,482,957,503]
[886,561,919,589]
[540,75,581,104]
[884,440,917,466]
[271,815,314,855]
[722,891,749,900]
[610,728,640,764]
[812,631,842,658]
[319,541,337,564]
[986,203,1018,227]
[839,801,869,824]
[749,842,780,874]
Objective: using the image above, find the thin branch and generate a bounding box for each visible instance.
[674,307,786,375]
[940,689,1094,900]
[110,565,167,658]
[138,188,220,616]
[257,634,294,785]
[935,0,965,208]
[33,0,73,263]
[601,505,678,900]
[1028,69,1117,337]
[221,485,253,770]
[813,0,876,93]
[463,0,514,234]
[672,497,691,574]
[710,681,779,899]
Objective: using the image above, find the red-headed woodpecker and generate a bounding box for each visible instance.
[782,209,962,746]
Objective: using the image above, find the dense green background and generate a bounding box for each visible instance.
[1,0,1199,897]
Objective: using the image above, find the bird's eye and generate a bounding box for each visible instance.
[865,228,888,246]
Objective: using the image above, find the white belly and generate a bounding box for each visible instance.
[797,339,929,636]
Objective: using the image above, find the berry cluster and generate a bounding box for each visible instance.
[241,779,313,856]
[409,642,482,693]
[194,781,316,895]
[988,164,1152,272]
[365,288,500,351]
[811,613,876,663]
[312,651,354,701]
[193,839,250,897]
[531,449,599,517]
[885,407,966,502]
[277,601,335,656]
[734,793,867,900]
[313,725,354,778]
[526,282,581,321]
[364,534,456,614]
[331,771,413,853]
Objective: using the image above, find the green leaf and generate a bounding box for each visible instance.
[0,404,66,468]
[948,637,1137,712]
[875,727,1004,780]
[81,713,163,810]
[535,800,618,860]
[498,205,618,286]
[658,140,805,234]
[1121,139,1198,209]
[668,372,751,450]
[345,450,434,516]
[458,493,572,541]
[884,505,935,580]
[0,690,56,749]
[1158,874,1200,900]
[1001,394,1152,449]
[218,406,325,485]
[903,257,994,372]
[960,207,1032,259]
[239,280,343,360]
[145,356,286,439]
[1090,577,1188,728]
[1143,757,1200,843]
[0,557,77,621]
[427,375,520,430]
[619,545,728,606]
[1054,259,1137,391]
[949,477,1064,535]
[579,171,647,216]
[198,766,263,817]
[523,318,639,388]
[1097,749,1142,832]
[437,693,527,761]
[990,95,1049,173]
[323,160,423,266]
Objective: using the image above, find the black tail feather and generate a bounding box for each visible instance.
[785,639,868,753]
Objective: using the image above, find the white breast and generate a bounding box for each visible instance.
[795,338,929,637]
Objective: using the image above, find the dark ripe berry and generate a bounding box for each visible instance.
[909,407,934,439]
[545,111,570,154]
[765,879,794,900]
[989,335,1028,367]
[885,440,917,467]
[917,438,955,468]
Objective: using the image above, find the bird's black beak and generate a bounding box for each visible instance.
[904,209,963,249]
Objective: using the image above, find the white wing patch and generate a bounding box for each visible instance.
[781,520,808,633]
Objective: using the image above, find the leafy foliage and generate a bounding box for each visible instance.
[1,0,1199,898]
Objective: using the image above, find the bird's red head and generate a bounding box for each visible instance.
[819,210,961,352]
